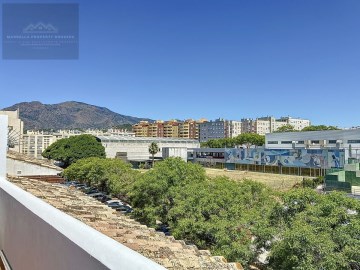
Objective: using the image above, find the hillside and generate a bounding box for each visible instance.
[3,101,152,130]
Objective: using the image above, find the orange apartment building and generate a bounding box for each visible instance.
[132,119,207,140]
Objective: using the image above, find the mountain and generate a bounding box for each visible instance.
[3,101,152,130]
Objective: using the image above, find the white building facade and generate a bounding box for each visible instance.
[98,136,200,161]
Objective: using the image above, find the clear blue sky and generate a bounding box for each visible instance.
[1,0,359,127]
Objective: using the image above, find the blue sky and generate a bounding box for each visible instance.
[1,0,359,127]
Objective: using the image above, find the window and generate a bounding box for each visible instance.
[328,140,337,144]
[311,140,320,144]
[348,140,360,144]
[281,141,292,144]
[297,141,304,144]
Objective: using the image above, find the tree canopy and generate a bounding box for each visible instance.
[274,124,296,133]
[201,133,265,148]
[302,125,340,131]
[62,156,360,270]
[42,134,105,167]
[63,157,138,197]
[130,157,206,225]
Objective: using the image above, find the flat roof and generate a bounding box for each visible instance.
[191,148,225,152]
[97,135,199,144]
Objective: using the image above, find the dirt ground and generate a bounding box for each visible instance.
[205,168,303,191]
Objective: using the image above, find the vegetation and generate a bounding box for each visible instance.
[148,142,160,167]
[42,134,106,167]
[63,157,139,197]
[269,189,360,270]
[201,133,265,148]
[63,157,360,269]
[274,124,296,133]
[302,125,340,131]
[130,158,206,225]
[112,124,133,131]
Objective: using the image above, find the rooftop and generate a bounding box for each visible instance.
[8,176,243,270]
[7,150,63,172]
[97,135,199,144]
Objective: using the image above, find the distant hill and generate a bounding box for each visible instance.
[3,101,152,130]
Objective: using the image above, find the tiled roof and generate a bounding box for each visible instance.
[7,151,63,171]
[8,177,243,270]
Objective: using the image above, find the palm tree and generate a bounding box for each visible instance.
[149,142,160,167]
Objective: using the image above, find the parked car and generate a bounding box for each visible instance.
[105,200,123,205]
[85,188,99,194]
[116,205,133,214]
[88,193,105,199]
[156,224,171,236]
[97,195,112,202]
[107,201,124,209]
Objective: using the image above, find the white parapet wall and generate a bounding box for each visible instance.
[0,115,8,178]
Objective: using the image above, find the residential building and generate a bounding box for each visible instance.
[148,121,164,137]
[0,109,24,152]
[199,118,229,142]
[241,116,311,135]
[132,121,150,137]
[229,120,242,138]
[163,120,179,138]
[199,119,242,142]
[133,119,207,140]
[22,133,57,159]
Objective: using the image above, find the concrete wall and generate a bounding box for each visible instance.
[0,178,166,270]
[6,158,61,176]
[0,116,7,178]
[162,147,188,161]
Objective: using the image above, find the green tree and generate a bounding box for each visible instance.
[148,142,160,167]
[234,133,265,150]
[63,157,138,196]
[268,189,360,270]
[42,134,105,167]
[130,157,206,225]
[302,125,340,131]
[168,178,277,268]
[274,124,296,133]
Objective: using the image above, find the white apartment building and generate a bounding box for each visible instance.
[22,133,57,159]
[229,121,242,138]
[0,109,24,152]
[241,116,310,135]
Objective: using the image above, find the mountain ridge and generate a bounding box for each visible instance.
[3,101,152,130]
